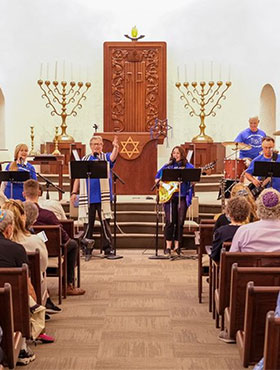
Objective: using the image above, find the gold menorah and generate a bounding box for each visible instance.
[37,79,91,143]
[175,80,231,143]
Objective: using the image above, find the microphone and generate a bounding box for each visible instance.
[93,152,99,160]
[19,157,26,167]
[167,158,175,166]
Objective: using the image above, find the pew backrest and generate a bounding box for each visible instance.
[217,251,280,315]
[263,311,280,370]
[228,265,280,339]
[0,265,30,338]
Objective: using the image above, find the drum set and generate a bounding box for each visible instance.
[219,141,252,206]
[222,141,252,181]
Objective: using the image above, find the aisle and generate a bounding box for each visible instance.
[26,250,243,370]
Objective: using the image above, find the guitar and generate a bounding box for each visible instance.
[158,161,216,203]
[248,177,271,199]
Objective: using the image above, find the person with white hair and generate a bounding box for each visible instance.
[230,188,280,252]
[234,116,266,160]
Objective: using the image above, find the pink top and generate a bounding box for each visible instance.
[230,219,280,253]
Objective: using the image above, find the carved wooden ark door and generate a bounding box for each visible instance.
[104,42,166,133]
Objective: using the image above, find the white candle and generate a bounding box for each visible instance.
[194,63,197,81]
[184,64,187,81]
[177,66,180,81]
[79,65,81,81]
[219,64,222,81]
[202,61,204,80]
[40,63,43,79]
[46,63,49,80]
[210,61,213,81]
[228,64,231,81]
[55,61,58,81]
[71,63,73,81]
[63,60,65,81]
[87,66,89,81]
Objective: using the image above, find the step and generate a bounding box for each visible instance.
[90,233,196,250]
[116,222,199,234]
[199,174,223,183]
[194,183,220,192]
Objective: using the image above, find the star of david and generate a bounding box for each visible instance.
[150,118,172,139]
[120,136,140,158]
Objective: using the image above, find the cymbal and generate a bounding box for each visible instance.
[273,130,280,136]
[222,141,252,150]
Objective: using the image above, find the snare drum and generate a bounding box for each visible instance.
[224,159,246,180]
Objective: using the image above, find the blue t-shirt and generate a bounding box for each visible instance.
[155,161,194,205]
[85,152,115,203]
[4,162,37,201]
[235,128,266,159]
[246,154,280,192]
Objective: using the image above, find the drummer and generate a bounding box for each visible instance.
[234,116,266,160]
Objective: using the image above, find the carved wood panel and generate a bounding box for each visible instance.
[104,42,166,133]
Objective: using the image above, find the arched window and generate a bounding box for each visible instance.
[260,84,276,136]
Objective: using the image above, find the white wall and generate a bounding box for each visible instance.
[0,0,280,167]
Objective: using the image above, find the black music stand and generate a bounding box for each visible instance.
[0,171,30,199]
[253,161,280,180]
[162,168,201,261]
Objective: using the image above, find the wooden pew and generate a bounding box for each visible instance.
[33,225,66,304]
[197,223,215,304]
[263,311,280,370]
[214,251,280,330]
[224,265,280,341]
[0,265,30,339]
[236,283,280,367]
[27,249,48,306]
[0,283,23,369]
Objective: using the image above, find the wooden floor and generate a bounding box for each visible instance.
[24,249,244,370]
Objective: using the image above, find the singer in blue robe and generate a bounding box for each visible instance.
[155,146,194,255]
[3,144,37,201]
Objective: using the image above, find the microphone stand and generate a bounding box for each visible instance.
[20,164,65,198]
[149,181,169,260]
[107,170,125,260]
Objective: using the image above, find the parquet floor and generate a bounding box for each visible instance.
[25,250,244,370]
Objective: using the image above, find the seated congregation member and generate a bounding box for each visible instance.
[23,201,61,313]
[0,209,36,365]
[38,184,67,220]
[214,183,258,232]
[23,179,85,296]
[155,146,193,255]
[0,189,7,207]
[1,144,37,201]
[230,188,280,252]
[210,197,250,262]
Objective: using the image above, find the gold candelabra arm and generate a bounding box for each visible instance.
[66,83,83,105]
[176,83,199,117]
[54,81,76,97]
[183,83,200,105]
[67,82,91,117]
[38,80,60,116]
[204,82,223,106]
[205,82,232,118]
